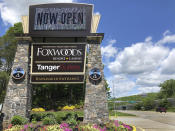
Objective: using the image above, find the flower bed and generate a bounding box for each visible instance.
[5,120,134,131]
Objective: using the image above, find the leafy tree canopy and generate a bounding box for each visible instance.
[159,79,175,98]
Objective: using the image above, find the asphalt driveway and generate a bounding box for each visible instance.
[113,110,175,131]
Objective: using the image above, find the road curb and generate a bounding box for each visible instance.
[137,126,145,131]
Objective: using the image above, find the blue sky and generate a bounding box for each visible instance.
[1,0,175,97]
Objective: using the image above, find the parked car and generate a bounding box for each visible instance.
[156,107,166,113]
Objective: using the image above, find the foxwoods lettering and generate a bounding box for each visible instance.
[37,48,82,56]
[31,44,86,73]
[34,8,86,30]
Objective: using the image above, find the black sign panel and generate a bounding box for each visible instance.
[29,3,93,37]
[31,44,86,74]
[31,75,84,83]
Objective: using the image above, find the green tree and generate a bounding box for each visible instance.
[104,79,111,99]
[0,71,9,103]
[142,98,155,110]
[159,79,175,98]
[0,22,23,103]
[158,98,171,109]
[0,22,23,73]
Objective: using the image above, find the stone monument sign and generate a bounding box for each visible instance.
[2,3,109,127]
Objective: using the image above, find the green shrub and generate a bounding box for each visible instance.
[57,106,62,111]
[11,115,28,125]
[55,114,63,124]
[134,102,143,110]
[64,112,78,127]
[143,98,155,110]
[31,118,37,124]
[64,112,78,120]
[30,113,45,121]
[158,98,171,109]
[75,104,82,109]
[66,118,77,127]
[42,116,57,125]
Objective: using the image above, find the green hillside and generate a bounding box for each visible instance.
[110,93,158,102]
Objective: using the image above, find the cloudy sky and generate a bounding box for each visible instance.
[1,0,175,97]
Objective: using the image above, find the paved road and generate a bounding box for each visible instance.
[115,110,175,131]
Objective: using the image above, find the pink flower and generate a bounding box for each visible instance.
[99,127,107,131]
[24,124,28,129]
[122,123,132,130]
[8,124,12,129]
[93,124,98,129]
[114,120,119,127]
[64,128,72,131]
[60,123,69,128]
[29,124,33,128]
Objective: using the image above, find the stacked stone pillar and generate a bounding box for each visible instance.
[84,44,109,124]
[2,37,31,127]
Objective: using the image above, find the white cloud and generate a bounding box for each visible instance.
[108,42,169,75]
[138,86,160,94]
[109,39,117,44]
[101,39,117,58]
[156,34,175,45]
[160,49,175,74]
[163,30,171,37]
[106,31,175,97]
[107,75,135,98]
[145,36,152,42]
[0,0,75,25]
[94,12,100,15]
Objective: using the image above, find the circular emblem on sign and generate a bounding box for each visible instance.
[12,67,25,81]
[89,68,102,85]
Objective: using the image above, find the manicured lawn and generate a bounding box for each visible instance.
[109,110,136,117]
[31,110,136,118]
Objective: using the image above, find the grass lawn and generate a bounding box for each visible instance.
[31,110,136,118]
[109,110,136,117]
[167,107,175,112]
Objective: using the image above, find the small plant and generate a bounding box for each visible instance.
[42,116,57,125]
[11,115,28,125]
[57,106,62,111]
[55,114,62,124]
[62,105,75,110]
[32,107,45,112]
[30,112,46,121]
[66,118,77,128]
[46,125,61,131]
[4,125,23,131]
[31,118,37,124]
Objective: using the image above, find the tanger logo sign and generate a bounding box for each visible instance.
[30,44,86,83]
